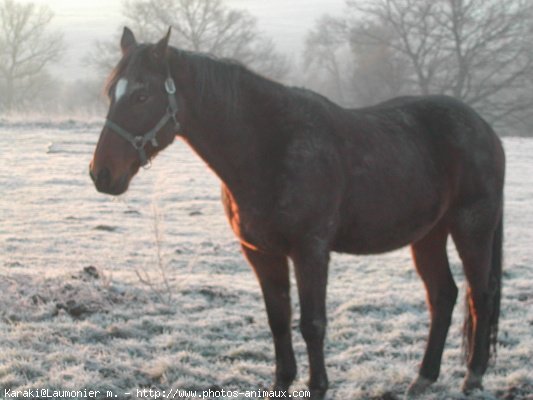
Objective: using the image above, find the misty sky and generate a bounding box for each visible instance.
[31,0,346,80]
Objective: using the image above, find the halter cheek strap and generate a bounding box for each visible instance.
[104,75,181,167]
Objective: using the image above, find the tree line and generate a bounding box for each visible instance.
[1,0,533,135]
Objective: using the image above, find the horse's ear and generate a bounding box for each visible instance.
[121,26,137,55]
[152,27,171,62]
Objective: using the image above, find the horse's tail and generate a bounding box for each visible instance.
[463,211,503,362]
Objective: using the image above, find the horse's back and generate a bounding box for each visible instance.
[327,95,504,254]
[352,94,505,198]
[393,95,505,204]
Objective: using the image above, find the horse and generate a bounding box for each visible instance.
[89,27,505,399]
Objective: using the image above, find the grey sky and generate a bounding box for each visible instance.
[33,0,346,80]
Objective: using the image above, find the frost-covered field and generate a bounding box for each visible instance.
[0,123,532,400]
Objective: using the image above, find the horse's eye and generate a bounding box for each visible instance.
[136,94,148,103]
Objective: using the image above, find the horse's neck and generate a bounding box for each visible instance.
[178,58,283,203]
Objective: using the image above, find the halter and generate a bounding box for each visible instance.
[104,72,180,167]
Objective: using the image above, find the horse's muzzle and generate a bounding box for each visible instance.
[89,164,129,195]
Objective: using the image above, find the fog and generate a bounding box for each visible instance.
[1,2,532,397]
[2,0,533,135]
[35,0,346,80]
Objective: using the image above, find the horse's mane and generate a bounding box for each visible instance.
[175,49,252,118]
[178,48,290,124]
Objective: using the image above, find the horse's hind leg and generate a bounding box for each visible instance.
[242,246,297,392]
[406,222,458,397]
[450,207,502,393]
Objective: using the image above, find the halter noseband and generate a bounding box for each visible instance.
[104,73,180,167]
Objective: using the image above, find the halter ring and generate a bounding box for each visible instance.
[133,136,144,149]
[165,78,176,94]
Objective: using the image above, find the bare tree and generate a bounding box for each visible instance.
[349,0,446,96]
[304,15,351,104]
[306,0,533,129]
[89,0,289,80]
[305,15,410,106]
[349,24,411,105]
[87,40,117,77]
[349,0,533,126]
[0,0,63,112]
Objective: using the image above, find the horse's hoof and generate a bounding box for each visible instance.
[462,372,483,394]
[404,375,434,399]
[264,381,293,399]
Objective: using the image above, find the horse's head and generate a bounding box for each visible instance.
[90,27,180,195]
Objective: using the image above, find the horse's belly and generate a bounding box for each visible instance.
[332,224,428,254]
[332,201,446,255]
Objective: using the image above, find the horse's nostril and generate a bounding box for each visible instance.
[97,168,111,187]
[98,169,110,191]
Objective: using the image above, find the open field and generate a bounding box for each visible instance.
[1,124,532,399]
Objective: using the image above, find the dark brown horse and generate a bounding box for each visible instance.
[90,28,505,399]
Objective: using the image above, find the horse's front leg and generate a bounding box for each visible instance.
[291,241,330,400]
[242,245,297,392]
